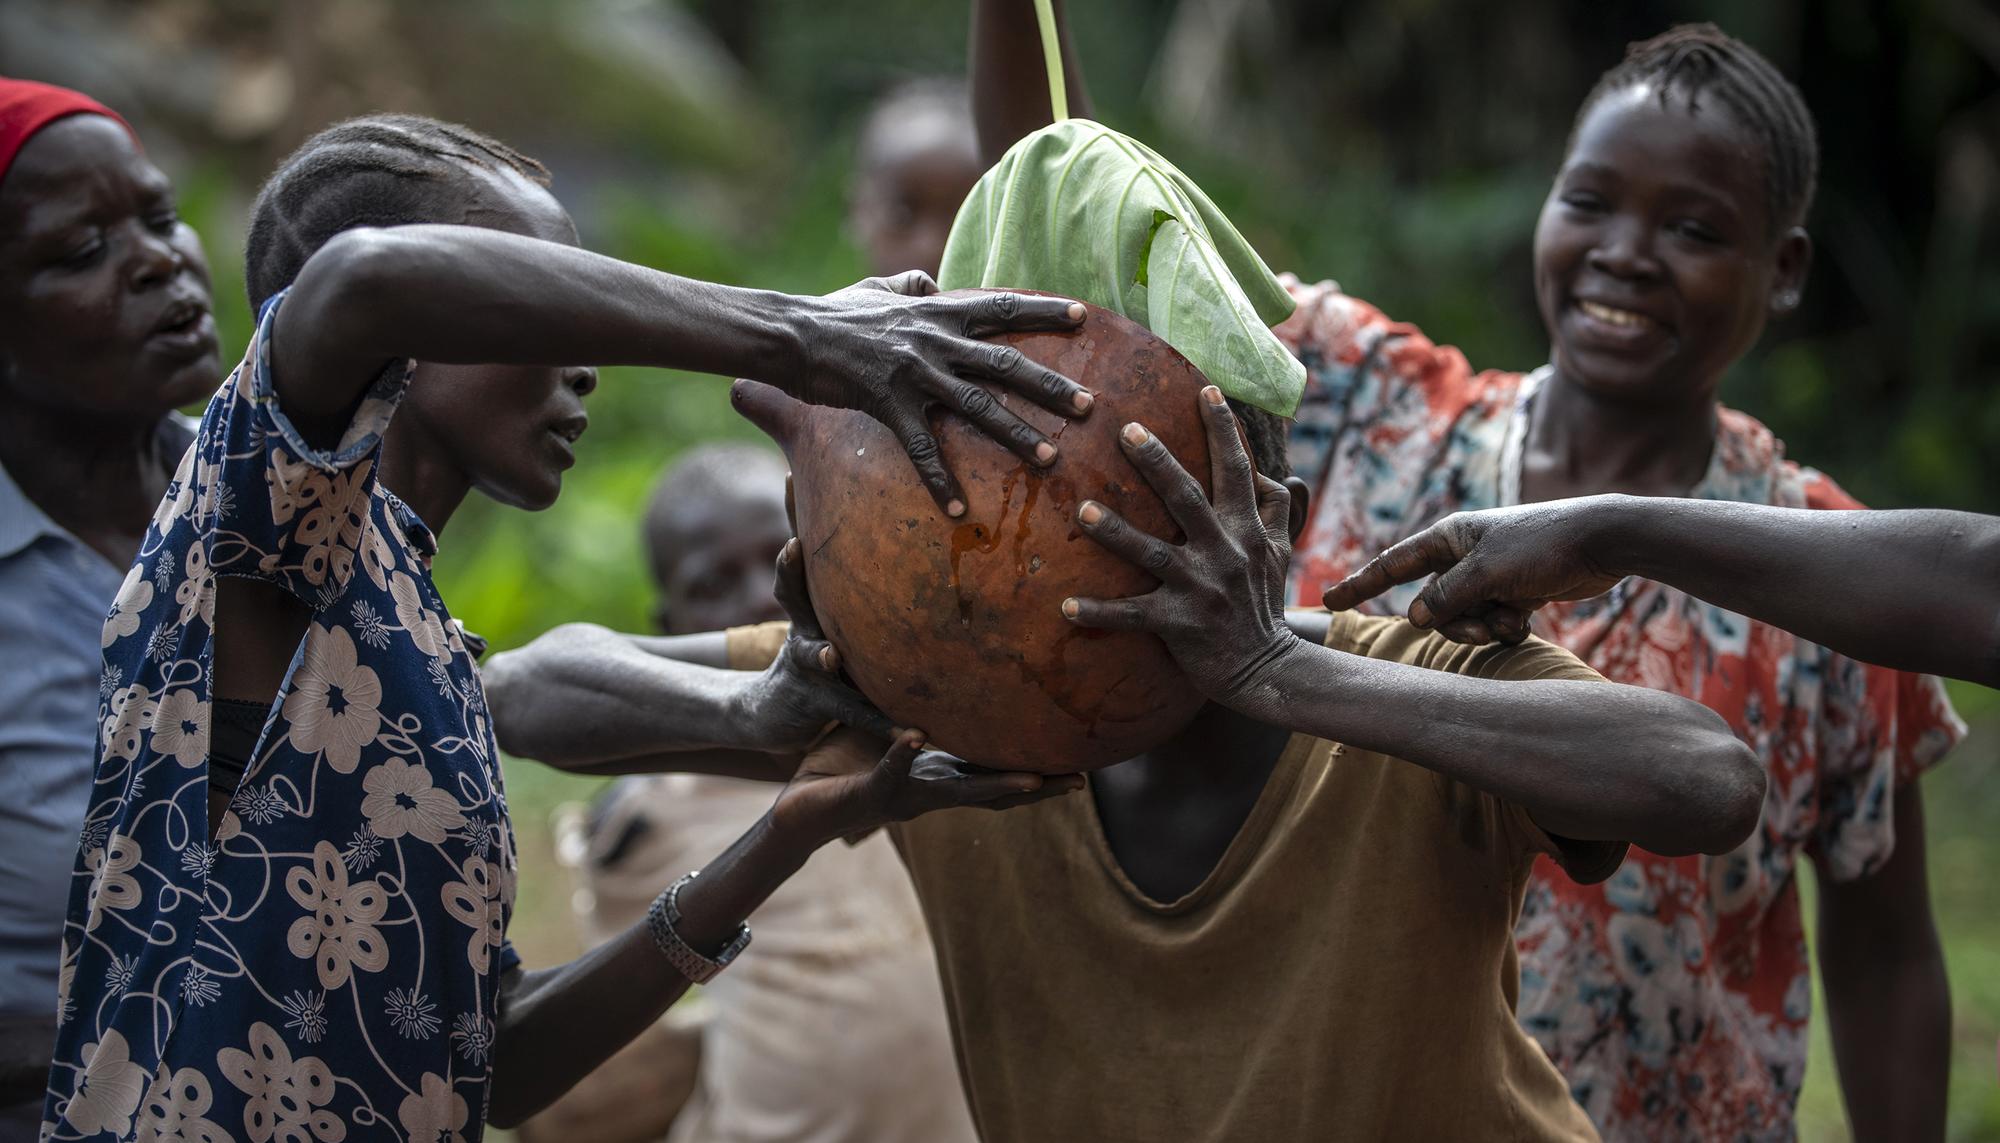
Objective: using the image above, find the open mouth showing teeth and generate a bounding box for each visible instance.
[154,302,205,336]
[1577,300,1656,330]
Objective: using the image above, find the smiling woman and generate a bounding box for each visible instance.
[0,76,221,1135]
[1263,26,1960,1143]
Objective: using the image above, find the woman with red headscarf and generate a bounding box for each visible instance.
[0,76,222,1131]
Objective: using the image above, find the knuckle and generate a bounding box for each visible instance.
[957,383,998,420]
[1139,543,1174,573]
[985,292,1021,324]
[901,430,942,466]
[989,344,1025,376]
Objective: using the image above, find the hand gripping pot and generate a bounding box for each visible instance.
[730,291,1247,772]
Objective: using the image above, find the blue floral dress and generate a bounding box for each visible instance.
[42,291,519,1143]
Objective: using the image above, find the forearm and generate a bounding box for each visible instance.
[1233,639,1763,853]
[553,748,798,782]
[275,225,818,418]
[1814,792,1950,1143]
[1603,496,2000,686]
[489,810,820,1127]
[483,624,760,767]
[971,0,1093,166]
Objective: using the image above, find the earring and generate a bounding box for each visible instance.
[1777,292,1799,310]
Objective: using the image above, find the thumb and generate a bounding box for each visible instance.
[1409,558,1489,631]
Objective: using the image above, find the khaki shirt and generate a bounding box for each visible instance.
[885,611,1620,1143]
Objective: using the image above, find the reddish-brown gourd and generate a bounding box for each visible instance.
[731,293,1229,772]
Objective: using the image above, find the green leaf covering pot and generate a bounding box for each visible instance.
[938,118,1305,417]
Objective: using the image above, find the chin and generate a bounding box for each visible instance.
[162,361,223,411]
[1553,347,1687,405]
[482,475,563,512]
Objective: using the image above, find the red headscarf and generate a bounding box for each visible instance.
[0,76,135,189]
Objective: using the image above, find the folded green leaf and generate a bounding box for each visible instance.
[938,118,1304,416]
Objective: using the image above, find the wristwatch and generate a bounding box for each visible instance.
[645,870,751,984]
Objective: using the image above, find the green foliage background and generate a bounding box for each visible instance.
[116,0,2000,1136]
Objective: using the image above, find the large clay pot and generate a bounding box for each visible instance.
[731,293,1230,772]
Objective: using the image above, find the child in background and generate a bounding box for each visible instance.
[520,443,975,1143]
[848,79,984,280]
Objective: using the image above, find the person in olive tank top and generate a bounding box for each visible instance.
[487,387,1764,1143]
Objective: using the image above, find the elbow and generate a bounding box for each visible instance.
[287,229,422,349]
[1694,735,1765,854]
[481,623,616,767]
[1643,718,1765,856]
[486,1088,545,1133]
[480,649,535,758]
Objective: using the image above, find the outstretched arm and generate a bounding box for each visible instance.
[275,226,1093,513]
[486,728,1082,1126]
[971,0,1093,166]
[1061,393,1764,856]
[484,540,881,778]
[1321,494,2000,688]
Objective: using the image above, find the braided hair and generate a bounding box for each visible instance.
[245,114,550,309]
[1229,399,1291,482]
[1574,23,1819,233]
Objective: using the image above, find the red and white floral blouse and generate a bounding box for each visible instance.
[1276,276,1963,1142]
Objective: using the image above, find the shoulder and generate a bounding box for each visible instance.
[1711,404,1867,510]
[1323,609,1604,684]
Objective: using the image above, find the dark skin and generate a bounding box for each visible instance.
[492,392,1762,906]
[479,542,1082,1126]
[197,160,1098,1125]
[1325,495,1982,1143]
[976,8,1944,1138]
[1523,84,1811,503]
[1061,392,1761,863]
[1323,494,2000,687]
[0,113,221,1106]
[0,116,220,567]
[208,163,1092,789]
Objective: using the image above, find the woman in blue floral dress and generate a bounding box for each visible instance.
[40,114,1087,1142]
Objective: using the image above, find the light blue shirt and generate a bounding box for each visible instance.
[0,422,190,1028]
[0,458,126,1021]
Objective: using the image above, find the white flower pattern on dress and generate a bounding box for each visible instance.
[360,758,466,844]
[397,1072,468,1143]
[280,625,382,775]
[216,1022,343,1143]
[152,690,209,768]
[284,841,390,990]
[101,566,153,648]
[66,1030,150,1137]
[133,1061,233,1143]
[45,293,516,1141]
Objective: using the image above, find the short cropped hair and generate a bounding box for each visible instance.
[1575,23,1819,232]
[245,113,549,309]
